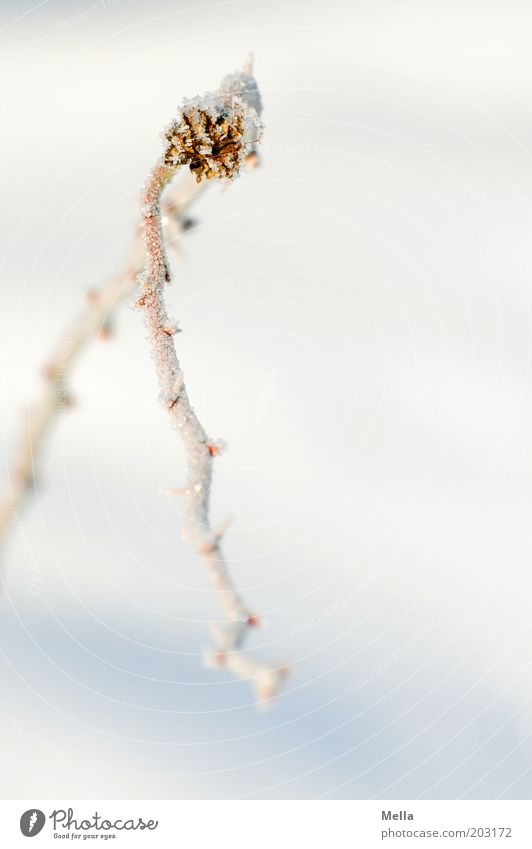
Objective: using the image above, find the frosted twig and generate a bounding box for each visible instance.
[137,63,288,706]
[0,173,207,542]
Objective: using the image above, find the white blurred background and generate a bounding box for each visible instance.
[1,0,532,799]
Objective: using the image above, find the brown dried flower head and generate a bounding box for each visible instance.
[162,75,262,183]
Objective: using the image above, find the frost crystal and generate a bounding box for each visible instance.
[219,70,263,116]
[162,79,263,183]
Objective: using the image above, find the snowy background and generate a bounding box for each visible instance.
[1,0,532,799]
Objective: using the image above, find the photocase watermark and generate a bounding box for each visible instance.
[1,177,63,264]
[421,142,493,212]
[178,276,234,313]
[55,0,122,31]
[303,207,439,304]
[289,569,386,637]
[273,143,396,174]
[0,698,66,760]
[7,508,47,599]
[344,622,435,694]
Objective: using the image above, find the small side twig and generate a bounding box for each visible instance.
[0,173,206,543]
[137,61,288,706]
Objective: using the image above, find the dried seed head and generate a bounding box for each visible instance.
[162,68,263,183]
[163,98,245,182]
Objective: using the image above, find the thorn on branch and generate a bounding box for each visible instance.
[213,514,233,543]
[58,392,76,410]
[181,217,197,232]
[244,150,260,170]
[85,288,101,304]
[163,486,186,497]
[41,363,59,381]
[200,538,218,556]
[159,390,180,409]
[207,439,227,457]
[255,664,291,708]
[98,321,114,341]
[162,320,181,336]
[203,647,227,668]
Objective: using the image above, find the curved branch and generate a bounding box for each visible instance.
[137,69,287,706]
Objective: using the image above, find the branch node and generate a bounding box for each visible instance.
[162,486,186,497]
[162,319,181,336]
[207,439,227,457]
[98,321,113,341]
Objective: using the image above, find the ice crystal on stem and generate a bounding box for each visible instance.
[137,61,286,706]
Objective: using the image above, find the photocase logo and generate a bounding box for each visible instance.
[18,806,159,838]
[20,809,46,837]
